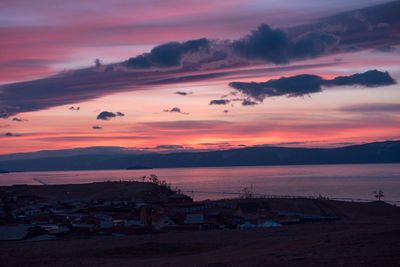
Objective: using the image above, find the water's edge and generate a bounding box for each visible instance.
[1,163,399,202]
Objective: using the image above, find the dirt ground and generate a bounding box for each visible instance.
[1,200,399,266]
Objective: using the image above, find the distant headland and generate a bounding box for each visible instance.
[0,140,399,172]
[127,165,153,170]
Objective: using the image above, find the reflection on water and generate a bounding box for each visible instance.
[0,164,399,201]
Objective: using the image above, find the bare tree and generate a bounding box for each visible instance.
[240,187,254,199]
[148,174,159,185]
[373,190,384,201]
[173,187,182,194]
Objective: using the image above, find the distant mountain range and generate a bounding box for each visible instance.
[0,146,148,161]
[0,141,399,172]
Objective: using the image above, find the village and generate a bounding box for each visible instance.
[0,176,338,241]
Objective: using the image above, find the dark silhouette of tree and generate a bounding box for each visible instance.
[373,190,384,201]
[148,174,159,184]
[240,187,254,199]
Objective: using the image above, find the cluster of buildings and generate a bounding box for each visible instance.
[0,183,335,241]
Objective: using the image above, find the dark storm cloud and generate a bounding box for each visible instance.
[92,126,102,130]
[326,70,396,87]
[209,99,230,105]
[288,1,400,50]
[163,107,189,115]
[241,99,258,106]
[340,103,400,113]
[5,132,20,137]
[199,50,227,64]
[373,45,396,53]
[231,24,338,64]
[230,74,324,101]
[96,111,125,120]
[12,117,24,122]
[175,91,191,96]
[125,38,210,69]
[229,70,396,101]
[0,2,399,118]
[342,45,362,52]
[290,32,338,59]
[0,62,333,118]
[231,24,290,64]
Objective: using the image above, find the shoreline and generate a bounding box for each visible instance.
[1,162,400,174]
[1,164,400,204]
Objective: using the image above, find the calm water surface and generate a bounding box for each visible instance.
[1,164,399,202]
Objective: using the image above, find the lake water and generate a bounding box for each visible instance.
[1,164,399,203]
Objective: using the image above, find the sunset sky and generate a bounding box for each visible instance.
[1,0,399,154]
